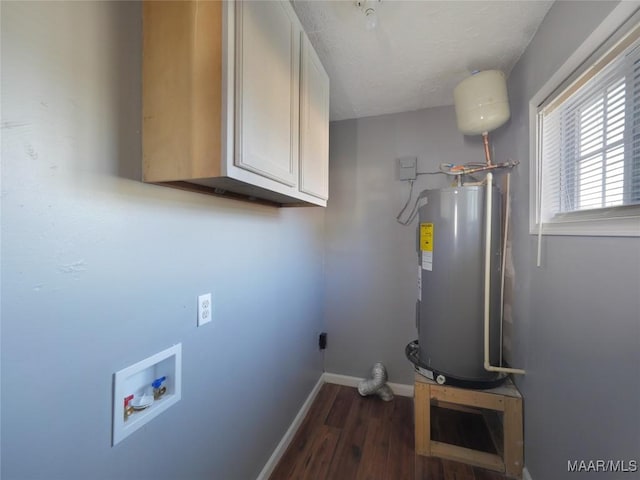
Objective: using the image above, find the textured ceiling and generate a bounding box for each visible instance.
[292,0,554,121]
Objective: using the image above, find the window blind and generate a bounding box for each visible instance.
[538,31,640,222]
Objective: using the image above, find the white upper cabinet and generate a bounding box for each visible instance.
[299,32,330,200]
[143,0,329,207]
[235,1,300,188]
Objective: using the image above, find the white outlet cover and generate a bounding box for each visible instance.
[198,293,212,326]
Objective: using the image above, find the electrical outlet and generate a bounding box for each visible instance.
[197,293,212,326]
[318,332,327,350]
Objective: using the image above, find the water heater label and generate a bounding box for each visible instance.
[420,223,433,271]
[422,251,433,271]
[420,223,434,252]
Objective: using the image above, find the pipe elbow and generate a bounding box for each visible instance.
[358,378,382,396]
[358,363,390,396]
[376,384,394,402]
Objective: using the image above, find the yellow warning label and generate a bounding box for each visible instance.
[420,223,433,252]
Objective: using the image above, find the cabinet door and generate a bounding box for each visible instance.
[299,33,330,200]
[235,1,299,187]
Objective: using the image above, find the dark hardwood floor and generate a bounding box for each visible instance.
[269,383,511,480]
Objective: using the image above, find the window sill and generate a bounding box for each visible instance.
[530,212,640,237]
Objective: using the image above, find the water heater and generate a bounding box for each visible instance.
[415,186,503,387]
[405,69,522,386]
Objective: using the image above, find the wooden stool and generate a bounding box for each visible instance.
[414,373,523,478]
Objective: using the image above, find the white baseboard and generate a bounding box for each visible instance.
[255,375,324,480]
[256,372,415,480]
[322,372,414,397]
[321,372,362,388]
[523,467,533,480]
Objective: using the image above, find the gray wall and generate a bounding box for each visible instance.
[1,2,324,479]
[326,106,487,384]
[326,3,640,478]
[492,1,640,479]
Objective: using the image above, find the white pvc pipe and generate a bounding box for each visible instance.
[499,173,510,366]
[484,172,525,375]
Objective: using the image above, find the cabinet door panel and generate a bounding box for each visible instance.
[299,33,329,200]
[235,1,299,187]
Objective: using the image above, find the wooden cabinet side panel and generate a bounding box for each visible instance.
[192,1,223,179]
[143,1,222,182]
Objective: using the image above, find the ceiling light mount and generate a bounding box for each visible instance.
[356,0,381,31]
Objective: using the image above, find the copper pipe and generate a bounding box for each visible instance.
[482,132,492,166]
